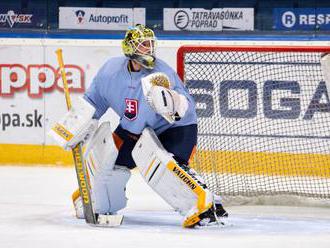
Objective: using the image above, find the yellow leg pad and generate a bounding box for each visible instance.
[132,127,214,227]
[166,161,213,227]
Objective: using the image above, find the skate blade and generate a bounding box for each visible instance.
[196,218,233,229]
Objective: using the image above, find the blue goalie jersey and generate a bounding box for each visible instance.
[84,56,197,135]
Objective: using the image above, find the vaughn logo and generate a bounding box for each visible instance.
[0,10,32,28]
[75,10,85,24]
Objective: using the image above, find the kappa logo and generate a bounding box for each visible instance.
[75,10,85,24]
[124,98,138,120]
[174,10,189,30]
[0,63,85,98]
[0,10,32,28]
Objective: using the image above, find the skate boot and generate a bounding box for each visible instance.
[188,197,228,228]
[215,203,229,218]
[214,194,228,218]
[194,203,228,228]
[184,202,228,228]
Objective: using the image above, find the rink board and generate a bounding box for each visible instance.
[1,143,330,179]
[0,38,330,179]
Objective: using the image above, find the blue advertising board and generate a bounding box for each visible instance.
[0,8,46,29]
[274,8,330,30]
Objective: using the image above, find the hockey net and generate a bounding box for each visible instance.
[177,45,330,203]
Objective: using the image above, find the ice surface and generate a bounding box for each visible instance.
[0,166,329,248]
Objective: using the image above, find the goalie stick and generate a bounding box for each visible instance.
[55,49,123,227]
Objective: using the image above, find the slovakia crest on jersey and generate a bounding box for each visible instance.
[124,98,138,120]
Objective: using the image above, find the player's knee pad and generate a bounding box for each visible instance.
[132,127,215,227]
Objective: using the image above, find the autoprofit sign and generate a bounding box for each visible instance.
[59,7,145,30]
[274,8,330,30]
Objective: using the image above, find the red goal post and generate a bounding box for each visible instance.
[176,45,330,199]
[177,45,330,81]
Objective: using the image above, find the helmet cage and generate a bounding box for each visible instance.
[128,37,156,58]
[122,25,157,69]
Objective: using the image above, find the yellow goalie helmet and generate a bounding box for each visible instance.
[122,24,156,69]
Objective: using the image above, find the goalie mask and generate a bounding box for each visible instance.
[122,24,156,69]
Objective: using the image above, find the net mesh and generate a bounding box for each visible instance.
[179,47,330,199]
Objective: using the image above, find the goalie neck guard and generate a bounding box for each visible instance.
[122,24,156,69]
